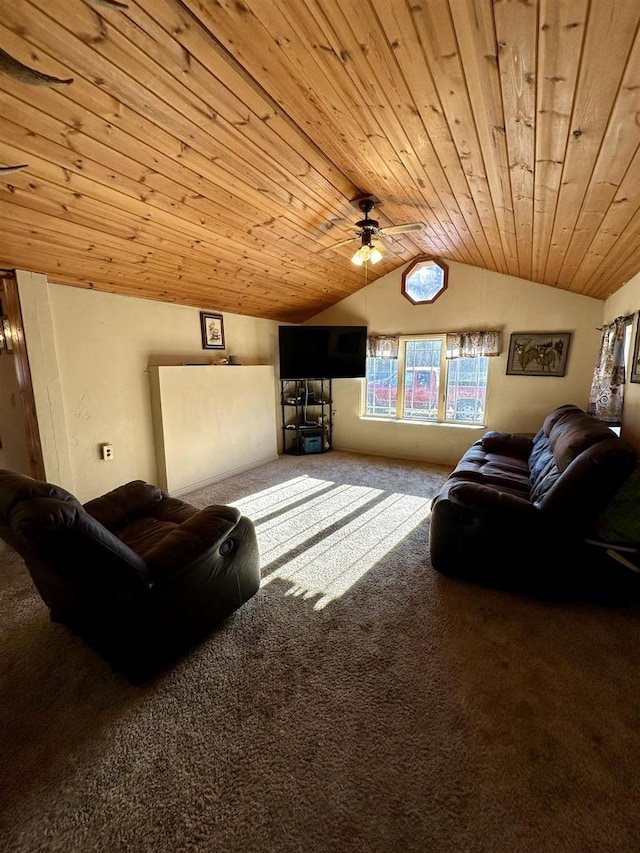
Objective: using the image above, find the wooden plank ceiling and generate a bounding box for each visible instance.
[1,0,640,322]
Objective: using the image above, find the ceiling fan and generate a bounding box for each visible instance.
[320,195,425,266]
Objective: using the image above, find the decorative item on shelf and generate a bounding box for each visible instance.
[506,332,571,377]
[200,311,225,350]
[228,354,240,365]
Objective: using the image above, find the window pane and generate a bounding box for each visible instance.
[446,357,488,423]
[403,340,441,420]
[366,356,398,416]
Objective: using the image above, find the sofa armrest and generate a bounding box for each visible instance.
[84,481,166,531]
[480,431,534,458]
[430,482,570,590]
[447,482,538,516]
[144,505,242,580]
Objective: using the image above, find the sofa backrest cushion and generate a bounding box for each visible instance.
[536,438,637,529]
[542,404,584,437]
[549,411,616,472]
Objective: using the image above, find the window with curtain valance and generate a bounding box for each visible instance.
[445,331,502,359]
[365,332,495,425]
[367,331,501,360]
[366,335,399,359]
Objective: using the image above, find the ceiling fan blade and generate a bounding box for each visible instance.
[315,236,359,252]
[381,222,425,235]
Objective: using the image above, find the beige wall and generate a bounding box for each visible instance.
[604,271,640,451]
[310,260,604,466]
[15,258,637,498]
[19,275,280,502]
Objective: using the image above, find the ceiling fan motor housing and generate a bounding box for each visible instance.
[355,216,379,232]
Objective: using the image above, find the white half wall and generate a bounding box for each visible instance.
[150,365,278,494]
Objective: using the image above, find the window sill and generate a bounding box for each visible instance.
[360,415,485,430]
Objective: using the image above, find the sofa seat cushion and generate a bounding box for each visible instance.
[451,446,529,474]
[448,450,531,497]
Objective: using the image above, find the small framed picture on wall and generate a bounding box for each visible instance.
[200,311,225,350]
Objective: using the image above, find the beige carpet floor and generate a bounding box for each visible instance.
[1,451,639,852]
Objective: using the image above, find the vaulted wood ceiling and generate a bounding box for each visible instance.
[1,0,640,322]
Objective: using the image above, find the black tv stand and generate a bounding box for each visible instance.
[280,378,332,455]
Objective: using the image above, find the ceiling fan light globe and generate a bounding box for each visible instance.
[351,248,365,266]
[369,245,383,264]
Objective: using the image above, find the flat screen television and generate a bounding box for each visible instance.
[278,325,367,379]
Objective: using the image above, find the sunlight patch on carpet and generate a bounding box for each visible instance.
[231,475,334,521]
[255,482,432,609]
[257,482,386,563]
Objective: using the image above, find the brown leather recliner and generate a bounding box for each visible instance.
[0,471,260,682]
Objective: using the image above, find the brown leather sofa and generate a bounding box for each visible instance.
[0,471,260,681]
[429,404,638,596]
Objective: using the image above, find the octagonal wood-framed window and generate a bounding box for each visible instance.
[401,257,449,305]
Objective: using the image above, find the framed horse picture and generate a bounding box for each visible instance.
[506,332,571,377]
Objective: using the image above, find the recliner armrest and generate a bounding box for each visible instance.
[144,505,243,580]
